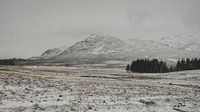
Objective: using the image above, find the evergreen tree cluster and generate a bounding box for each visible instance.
[0,59,15,65]
[126,59,170,73]
[126,58,200,73]
[176,58,200,71]
[0,58,27,65]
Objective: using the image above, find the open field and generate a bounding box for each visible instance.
[0,65,199,112]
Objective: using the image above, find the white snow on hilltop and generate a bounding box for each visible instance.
[160,34,200,51]
[40,33,200,64]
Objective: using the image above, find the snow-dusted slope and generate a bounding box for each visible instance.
[40,48,63,59]
[39,34,200,64]
[160,34,200,51]
[61,34,126,56]
[51,34,128,64]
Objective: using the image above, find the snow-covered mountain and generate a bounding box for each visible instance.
[40,48,63,59]
[160,34,200,51]
[39,34,200,65]
[40,46,68,59]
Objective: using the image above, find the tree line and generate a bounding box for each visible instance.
[176,58,200,71]
[126,58,200,73]
[0,58,27,65]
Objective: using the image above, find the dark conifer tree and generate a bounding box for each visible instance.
[126,64,130,71]
[176,60,181,71]
[170,65,173,72]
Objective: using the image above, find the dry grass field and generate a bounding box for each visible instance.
[0,65,199,112]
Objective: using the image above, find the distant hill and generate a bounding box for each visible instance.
[39,33,200,65]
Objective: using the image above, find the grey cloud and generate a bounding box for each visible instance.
[0,0,200,58]
[184,12,200,30]
[127,9,150,26]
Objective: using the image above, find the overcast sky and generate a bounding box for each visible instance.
[0,0,200,58]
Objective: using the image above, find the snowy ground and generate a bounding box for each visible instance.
[0,65,199,112]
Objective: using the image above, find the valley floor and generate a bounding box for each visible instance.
[0,65,199,112]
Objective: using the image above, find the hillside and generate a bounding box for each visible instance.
[39,34,200,65]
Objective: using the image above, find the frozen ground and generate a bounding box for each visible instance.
[0,65,199,112]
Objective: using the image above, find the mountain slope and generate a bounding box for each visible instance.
[40,34,200,65]
[160,34,200,51]
[51,34,128,64]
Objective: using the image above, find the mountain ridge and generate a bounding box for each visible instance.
[39,33,200,65]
